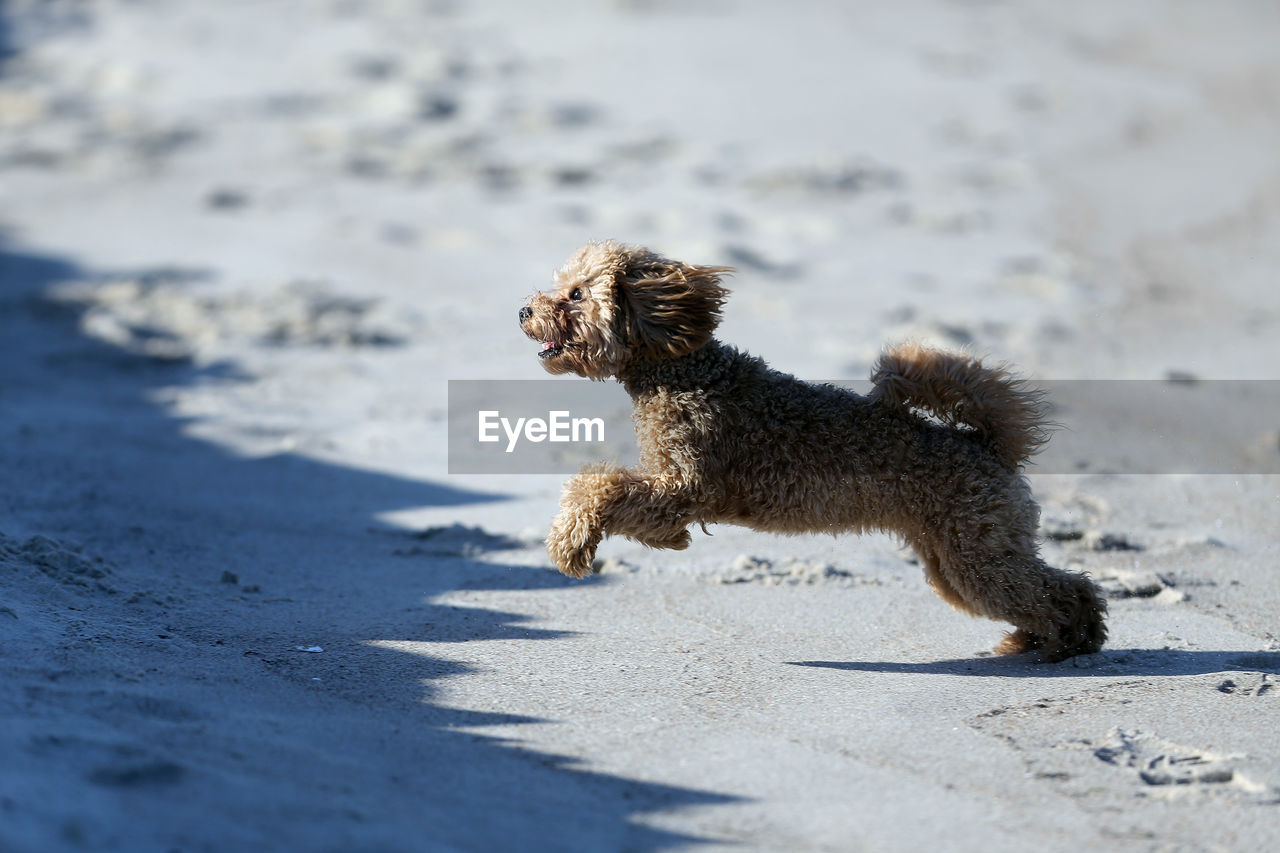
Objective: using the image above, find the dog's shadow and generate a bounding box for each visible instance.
[789,649,1280,678]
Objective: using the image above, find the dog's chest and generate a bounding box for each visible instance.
[630,388,715,452]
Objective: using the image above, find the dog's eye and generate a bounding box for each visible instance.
[569,287,584,302]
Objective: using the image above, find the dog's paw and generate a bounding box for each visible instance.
[546,510,602,579]
[994,628,1042,656]
[547,536,600,579]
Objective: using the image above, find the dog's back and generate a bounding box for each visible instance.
[626,341,1014,534]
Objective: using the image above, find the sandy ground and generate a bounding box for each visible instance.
[2,1,1279,850]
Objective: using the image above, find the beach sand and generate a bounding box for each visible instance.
[1,1,1278,849]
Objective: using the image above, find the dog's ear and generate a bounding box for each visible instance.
[615,254,732,360]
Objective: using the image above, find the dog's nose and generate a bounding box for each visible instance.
[519,306,532,323]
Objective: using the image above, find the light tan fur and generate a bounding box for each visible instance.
[520,241,1107,661]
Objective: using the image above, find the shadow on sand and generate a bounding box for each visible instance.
[789,649,1280,678]
[0,240,739,850]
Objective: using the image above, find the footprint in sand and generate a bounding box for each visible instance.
[1094,728,1238,787]
[1216,674,1274,697]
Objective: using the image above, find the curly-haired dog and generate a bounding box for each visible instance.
[519,241,1106,661]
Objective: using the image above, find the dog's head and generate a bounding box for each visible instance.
[519,241,732,379]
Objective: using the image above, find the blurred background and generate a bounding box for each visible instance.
[6,0,1279,494]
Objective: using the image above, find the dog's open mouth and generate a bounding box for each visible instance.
[538,340,564,359]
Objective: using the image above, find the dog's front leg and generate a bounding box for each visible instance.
[547,463,693,578]
[546,477,606,579]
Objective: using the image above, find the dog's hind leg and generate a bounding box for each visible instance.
[1006,558,1107,661]
[937,543,1107,661]
[912,539,978,616]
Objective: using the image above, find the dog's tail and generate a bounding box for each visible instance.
[870,342,1050,469]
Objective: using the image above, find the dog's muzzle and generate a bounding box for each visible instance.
[519,303,564,358]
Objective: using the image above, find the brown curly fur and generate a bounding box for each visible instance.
[520,241,1107,662]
